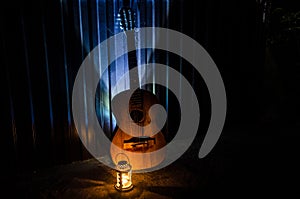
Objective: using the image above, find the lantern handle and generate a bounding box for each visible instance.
[115,153,130,164]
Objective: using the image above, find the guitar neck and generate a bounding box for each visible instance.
[126,31,140,89]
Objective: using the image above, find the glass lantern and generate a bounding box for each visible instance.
[114,154,133,191]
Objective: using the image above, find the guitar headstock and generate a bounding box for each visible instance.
[118,6,136,31]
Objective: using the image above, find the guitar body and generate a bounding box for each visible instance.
[110,88,166,171]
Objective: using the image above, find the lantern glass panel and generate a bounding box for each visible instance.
[115,160,133,191]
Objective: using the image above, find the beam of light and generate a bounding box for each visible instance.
[151,0,156,93]
[42,18,54,130]
[77,0,89,140]
[94,0,118,137]
[21,16,36,148]
[111,0,121,131]
[192,3,196,89]
[96,0,105,128]
[179,0,183,104]
[164,0,169,112]
[59,0,71,126]
[77,0,90,56]
[74,0,173,138]
[2,31,18,157]
[136,0,143,89]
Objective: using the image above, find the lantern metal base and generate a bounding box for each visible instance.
[114,184,134,192]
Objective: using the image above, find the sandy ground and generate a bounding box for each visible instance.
[8,128,300,198]
[13,157,205,199]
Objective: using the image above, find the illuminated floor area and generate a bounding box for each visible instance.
[10,129,299,198]
[11,144,212,198]
[23,158,204,199]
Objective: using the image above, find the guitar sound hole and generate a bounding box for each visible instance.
[130,110,144,123]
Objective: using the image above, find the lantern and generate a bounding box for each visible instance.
[114,153,133,191]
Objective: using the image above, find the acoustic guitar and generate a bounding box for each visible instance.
[110,6,166,171]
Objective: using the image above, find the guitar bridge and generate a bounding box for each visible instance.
[123,136,156,151]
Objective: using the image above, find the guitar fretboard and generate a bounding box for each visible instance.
[126,32,140,89]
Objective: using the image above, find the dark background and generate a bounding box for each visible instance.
[1,0,299,196]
